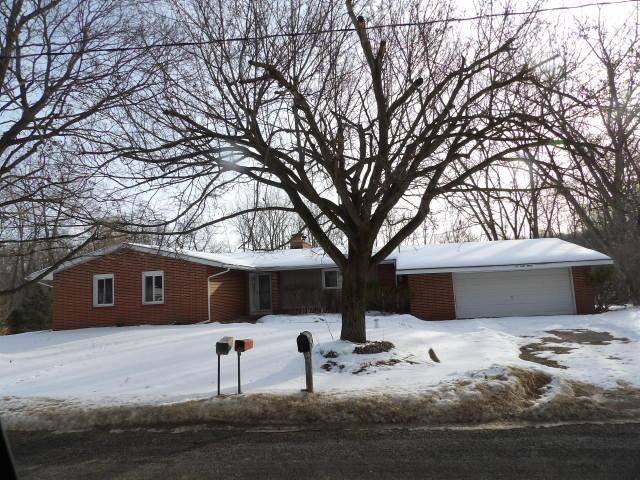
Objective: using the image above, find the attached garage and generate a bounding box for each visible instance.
[452,268,575,319]
[397,238,614,321]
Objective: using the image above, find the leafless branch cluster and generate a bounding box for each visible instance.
[0,0,157,297]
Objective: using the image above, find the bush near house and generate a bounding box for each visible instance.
[366,285,410,314]
[591,265,623,312]
[0,301,9,335]
[5,286,52,334]
[282,284,409,315]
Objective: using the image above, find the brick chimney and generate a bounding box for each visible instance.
[290,232,312,249]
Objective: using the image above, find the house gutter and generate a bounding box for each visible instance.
[396,259,614,275]
[207,268,230,323]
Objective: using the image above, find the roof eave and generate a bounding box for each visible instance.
[396,259,614,275]
[35,243,256,282]
[127,244,256,271]
[252,258,395,271]
[25,244,126,282]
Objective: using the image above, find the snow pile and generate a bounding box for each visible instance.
[4,366,639,431]
[1,309,639,429]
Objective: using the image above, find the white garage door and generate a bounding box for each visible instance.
[453,268,576,319]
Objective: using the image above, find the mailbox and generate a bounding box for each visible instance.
[216,336,234,355]
[297,331,314,353]
[234,339,254,352]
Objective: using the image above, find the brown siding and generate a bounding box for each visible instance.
[377,263,397,288]
[572,266,595,314]
[279,269,327,313]
[209,270,248,322]
[271,271,281,314]
[53,248,247,330]
[278,266,402,314]
[407,273,456,320]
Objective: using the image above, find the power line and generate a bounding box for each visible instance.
[1,0,637,59]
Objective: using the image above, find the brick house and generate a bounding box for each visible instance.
[35,237,613,330]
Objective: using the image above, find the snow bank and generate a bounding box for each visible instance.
[1,309,639,429]
[4,366,640,431]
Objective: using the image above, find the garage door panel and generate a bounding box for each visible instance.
[453,269,575,319]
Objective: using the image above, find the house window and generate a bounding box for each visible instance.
[93,274,114,307]
[142,271,164,304]
[322,269,342,289]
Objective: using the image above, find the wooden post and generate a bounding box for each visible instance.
[303,351,314,393]
[297,331,314,393]
[217,354,221,396]
[237,351,242,394]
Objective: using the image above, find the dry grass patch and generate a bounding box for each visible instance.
[353,341,394,354]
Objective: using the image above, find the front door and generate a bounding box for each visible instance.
[249,273,272,314]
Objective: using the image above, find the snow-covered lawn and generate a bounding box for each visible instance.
[1,308,638,407]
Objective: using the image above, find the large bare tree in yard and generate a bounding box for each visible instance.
[0,0,152,295]
[120,0,549,342]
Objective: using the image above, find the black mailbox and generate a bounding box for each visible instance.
[296,331,314,353]
[216,336,234,355]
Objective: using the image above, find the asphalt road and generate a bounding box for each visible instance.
[7,422,640,479]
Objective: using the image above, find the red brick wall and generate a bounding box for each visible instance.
[53,248,247,330]
[407,273,456,320]
[209,270,248,322]
[377,263,397,288]
[572,266,595,314]
[271,272,281,314]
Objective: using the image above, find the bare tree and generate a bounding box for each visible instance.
[231,187,306,251]
[445,157,564,240]
[0,0,152,294]
[529,11,640,301]
[117,0,550,342]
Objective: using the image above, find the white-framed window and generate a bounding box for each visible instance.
[93,274,114,307]
[142,271,164,304]
[322,269,342,289]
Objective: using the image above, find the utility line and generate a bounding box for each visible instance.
[0,0,637,59]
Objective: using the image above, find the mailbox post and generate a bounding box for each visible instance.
[296,331,314,393]
[215,336,234,396]
[234,339,254,394]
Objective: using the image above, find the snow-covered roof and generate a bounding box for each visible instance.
[30,243,345,281]
[127,244,345,271]
[392,238,613,274]
[198,247,342,270]
[33,237,612,282]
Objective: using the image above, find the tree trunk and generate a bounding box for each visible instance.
[340,250,369,343]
